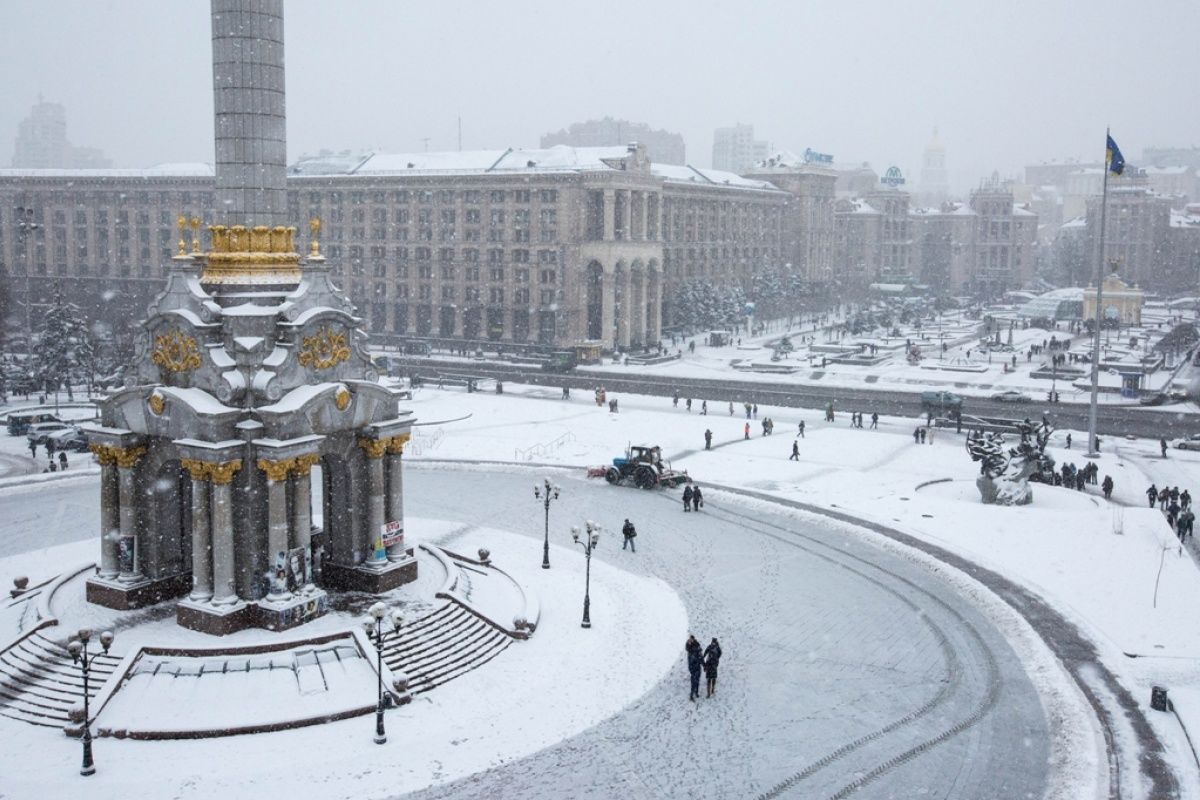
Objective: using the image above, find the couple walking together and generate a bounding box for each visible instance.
[685,635,722,700]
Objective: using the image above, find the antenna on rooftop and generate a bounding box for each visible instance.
[422,137,431,153]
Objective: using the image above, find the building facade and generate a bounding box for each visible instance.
[711,124,770,174]
[0,146,788,351]
[10,98,111,169]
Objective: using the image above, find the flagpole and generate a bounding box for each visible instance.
[1086,128,1111,458]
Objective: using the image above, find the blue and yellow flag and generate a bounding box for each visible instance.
[1106,134,1126,175]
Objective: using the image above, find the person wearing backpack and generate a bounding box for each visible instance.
[622,519,637,552]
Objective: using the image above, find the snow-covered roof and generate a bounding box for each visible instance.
[0,162,214,178]
[1013,205,1037,217]
[329,145,637,177]
[1061,216,1087,229]
[1144,165,1191,176]
[650,164,781,192]
[840,198,880,215]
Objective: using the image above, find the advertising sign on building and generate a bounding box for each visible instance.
[881,166,906,187]
[804,148,834,164]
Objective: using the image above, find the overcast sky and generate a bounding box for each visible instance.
[1,0,1195,193]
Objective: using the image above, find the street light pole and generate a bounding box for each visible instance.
[67,628,113,776]
[533,478,560,569]
[571,521,601,628]
[362,602,402,745]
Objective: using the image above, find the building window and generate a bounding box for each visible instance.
[442,285,456,300]
[489,288,504,304]
[515,268,529,282]
[539,269,557,284]
[465,266,480,281]
[515,288,530,304]
[418,264,433,279]
[539,289,555,305]
[538,250,558,265]
[540,189,558,203]
[490,190,505,203]
[514,189,531,203]
[464,190,481,204]
[466,209,481,224]
[512,249,529,263]
[440,265,456,279]
[395,209,410,224]
[490,267,504,281]
[465,287,481,303]
[463,248,479,262]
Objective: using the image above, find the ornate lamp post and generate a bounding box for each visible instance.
[533,478,560,569]
[67,628,114,776]
[570,520,601,628]
[361,602,402,744]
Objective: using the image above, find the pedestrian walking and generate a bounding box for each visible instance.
[745,403,752,419]
[622,519,637,552]
[1182,490,1191,509]
[673,391,679,407]
[1065,433,1072,450]
[744,422,750,440]
[798,420,805,438]
[728,401,734,416]
[46,438,56,457]
[701,400,708,416]
[870,412,878,429]
[918,428,927,444]
[752,404,758,419]
[686,398,692,412]
[47,459,57,473]
[913,427,921,444]
[1162,438,1169,458]
[562,386,570,400]
[28,440,36,459]
[1102,475,1113,500]
[686,635,703,701]
[703,638,722,697]
[1179,509,1195,539]
[790,440,800,461]
[691,485,703,512]
[58,451,67,470]
[682,485,694,512]
[704,429,713,450]
[1168,501,1181,530]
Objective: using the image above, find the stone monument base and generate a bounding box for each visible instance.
[176,598,256,636]
[254,589,331,632]
[86,573,191,610]
[322,551,417,594]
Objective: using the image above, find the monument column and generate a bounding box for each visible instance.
[181,460,213,602]
[113,446,147,582]
[385,435,410,561]
[290,454,319,588]
[359,439,389,567]
[208,459,242,605]
[603,189,616,241]
[90,446,120,579]
[258,458,292,599]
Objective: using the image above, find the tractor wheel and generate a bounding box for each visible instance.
[634,465,658,490]
[605,467,621,485]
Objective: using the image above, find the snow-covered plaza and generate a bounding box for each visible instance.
[3,378,1200,798]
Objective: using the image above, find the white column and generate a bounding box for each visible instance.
[209,460,241,605]
[259,459,291,599]
[114,446,146,583]
[182,460,212,602]
[385,436,409,561]
[94,450,120,579]
[360,439,388,567]
[291,454,317,589]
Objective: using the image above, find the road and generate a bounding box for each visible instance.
[0,469,1057,798]
[397,356,1200,440]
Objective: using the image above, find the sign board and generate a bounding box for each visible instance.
[118,535,136,575]
[880,166,906,187]
[381,520,405,549]
[804,148,833,164]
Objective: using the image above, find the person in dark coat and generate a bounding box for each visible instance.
[704,429,713,450]
[58,451,67,470]
[682,484,694,512]
[622,519,637,552]
[1162,438,1169,458]
[1102,475,1113,500]
[703,638,722,697]
[790,440,800,461]
[1168,500,1181,530]
[1065,433,1072,450]
[798,420,805,438]
[691,485,704,511]
[1179,509,1195,539]
[685,635,703,701]
[28,440,37,459]
[1182,490,1192,509]
[1147,484,1159,508]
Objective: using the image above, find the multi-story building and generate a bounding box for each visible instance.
[1083,171,1172,291]
[10,98,111,169]
[0,145,788,350]
[918,129,950,207]
[1166,204,1200,294]
[711,124,770,174]
[969,184,1037,295]
[743,152,837,286]
[540,118,686,166]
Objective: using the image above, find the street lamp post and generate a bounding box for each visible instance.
[533,478,560,569]
[570,521,601,628]
[361,602,403,744]
[67,628,114,776]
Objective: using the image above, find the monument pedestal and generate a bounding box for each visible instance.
[87,573,191,610]
[322,551,417,594]
[253,589,330,632]
[176,598,255,636]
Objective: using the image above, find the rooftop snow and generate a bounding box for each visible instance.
[650,164,782,192]
[341,145,635,176]
[0,162,214,178]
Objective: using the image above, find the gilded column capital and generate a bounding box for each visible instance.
[256,458,292,482]
[180,458,212,481]
[358,438,389,459]
[209,459,243,485]
[291,453,320,476]
[89,444,117,466]
[112,445,148,469]
[386,433,411,455]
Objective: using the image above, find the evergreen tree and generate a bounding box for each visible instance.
[32,284,93,403]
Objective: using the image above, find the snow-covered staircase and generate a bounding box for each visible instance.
[381,603,512,694]
[0,632,120,727]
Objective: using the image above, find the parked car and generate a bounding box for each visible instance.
[7,411,60,436]
[1140,390,1188,406]
[26,421,72,445]
[990,390,1032,403]
[46,427,90,452]
[1175,434,1200,451]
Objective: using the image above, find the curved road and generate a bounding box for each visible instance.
[0,467,1167,798]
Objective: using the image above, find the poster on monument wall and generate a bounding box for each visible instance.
[381,520,404,549]
[117,535,135,575]
[286,546,307,591]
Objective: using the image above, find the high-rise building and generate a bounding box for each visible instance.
[10,97,111,169]
[541,118,685,165]
[712,124,770,174]
[918,128,949,206]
